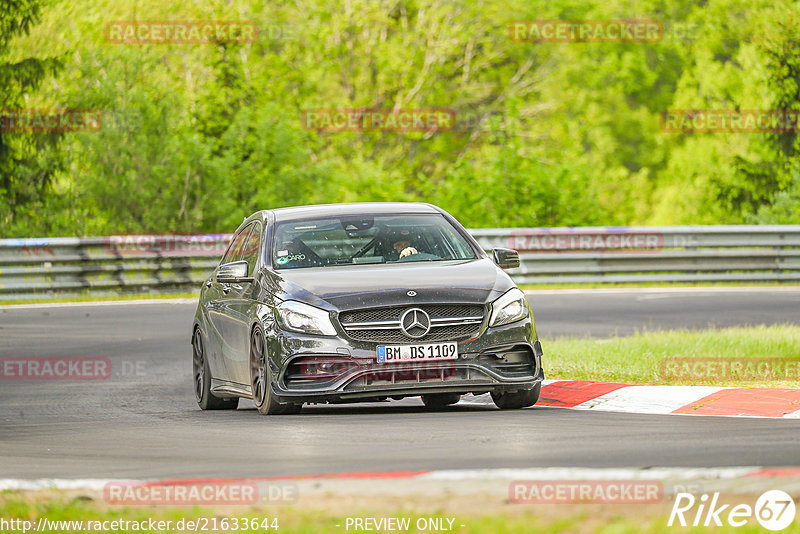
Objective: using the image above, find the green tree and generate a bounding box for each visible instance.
[0,0,63,233]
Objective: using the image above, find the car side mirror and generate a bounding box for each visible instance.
[492,248,520,269]
[216,260,253,283]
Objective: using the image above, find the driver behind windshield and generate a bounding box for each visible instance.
[392,239,418,259]
[272,214,476,269]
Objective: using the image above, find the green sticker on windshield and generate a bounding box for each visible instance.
[276,257,290,265]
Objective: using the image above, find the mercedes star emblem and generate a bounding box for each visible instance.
[400,308,430,339]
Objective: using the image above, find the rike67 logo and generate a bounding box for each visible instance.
[669,490,796,531]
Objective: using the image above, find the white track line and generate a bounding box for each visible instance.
[416,467,762,481]
[525,287,800,295]
[0,479,120,491]
[0,298,195,310]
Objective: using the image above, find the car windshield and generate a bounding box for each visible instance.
[272,213,477,269]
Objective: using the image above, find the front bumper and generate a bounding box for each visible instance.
[269,317,544,404]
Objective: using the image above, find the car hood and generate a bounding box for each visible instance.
[272,258,513,310]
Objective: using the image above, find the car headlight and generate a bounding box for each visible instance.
[488,288,529,327]
[276,301,337,336]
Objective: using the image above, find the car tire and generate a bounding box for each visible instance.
[421,393,462,409]
[491,382,541,410]
[193,328,239,410]
[250,327,301,415]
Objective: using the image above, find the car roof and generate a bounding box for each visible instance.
[268,202,441,222]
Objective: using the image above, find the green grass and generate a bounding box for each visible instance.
[544,325,800,387]
[3,494,799,534]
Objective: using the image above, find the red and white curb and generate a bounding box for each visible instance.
[460,380,800,418]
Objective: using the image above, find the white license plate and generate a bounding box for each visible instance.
[376,342,458,363]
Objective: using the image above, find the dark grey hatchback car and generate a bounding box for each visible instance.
[192,202,544,415]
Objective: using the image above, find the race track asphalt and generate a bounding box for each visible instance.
[0,288,798,479]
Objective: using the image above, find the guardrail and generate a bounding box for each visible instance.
[471,225,800,284]
[0,235,230,300]
[0,226,798,299]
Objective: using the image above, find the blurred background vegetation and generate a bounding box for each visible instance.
[2,0,800,237]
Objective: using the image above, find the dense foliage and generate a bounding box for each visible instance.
[2,0,799,236]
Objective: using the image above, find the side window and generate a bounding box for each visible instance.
[241,222,262,275]
[221,224,252,265]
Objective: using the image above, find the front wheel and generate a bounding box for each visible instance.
[491,382,541,410]
[193,328,239,410]
[250,327,301,415]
